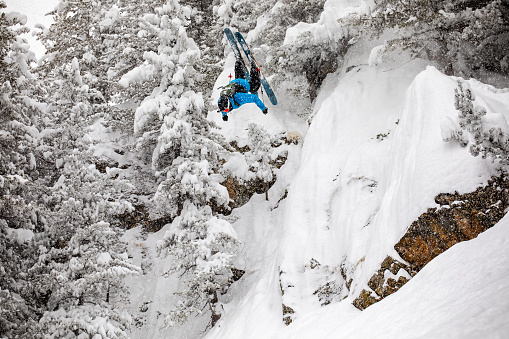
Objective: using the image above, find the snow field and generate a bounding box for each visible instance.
[124,5,509,337]
[278,62,505,324]
[276,215,509,338]
[206,37,509,338]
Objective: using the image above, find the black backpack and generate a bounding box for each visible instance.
[218,82,247,111]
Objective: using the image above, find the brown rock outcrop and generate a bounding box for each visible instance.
[353,175,509,310]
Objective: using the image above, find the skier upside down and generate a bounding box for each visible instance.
[217,58,268,121]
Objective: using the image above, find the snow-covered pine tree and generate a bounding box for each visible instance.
[253,0,324,47]
[36,0,120,101]
[120,0,240,327]
[0,4,47,336]
[7,5,144,335]
[158,201,240,327]
[33,221,140,338]
[215,0,274,35]
[246,123,276,200]
[35,0,124,161]
[101,0,169,105]
[182,0,225,99]
[153,82,239,329]
[26,56,140,336]
[354,0,509,80]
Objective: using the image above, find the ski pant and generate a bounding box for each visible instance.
[235,59,261,93]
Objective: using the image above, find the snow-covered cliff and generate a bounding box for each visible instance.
[204,37,509,339]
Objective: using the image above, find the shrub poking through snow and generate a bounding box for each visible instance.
[445,80,509,167]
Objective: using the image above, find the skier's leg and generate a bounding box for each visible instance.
[249,61,261,93]
[235,59,245,80]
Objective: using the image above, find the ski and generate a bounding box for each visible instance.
[224,28,251,83]
[234,31,278,106]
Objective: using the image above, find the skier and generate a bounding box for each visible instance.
[217,59,268,121]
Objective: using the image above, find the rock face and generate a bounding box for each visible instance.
[116,204,172,232]
[396,175,509,269]
[221,176,276,209]
[221,139,289,209]
[352,256,416,310]
[282,304,295,326]
[353,175,509,310]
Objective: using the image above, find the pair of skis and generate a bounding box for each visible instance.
[224,28,277,106]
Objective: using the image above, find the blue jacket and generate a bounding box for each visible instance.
[219,79,266,115]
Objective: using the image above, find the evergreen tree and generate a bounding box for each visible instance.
[158,202,240,327]
[102,0,168,105]
[353,0,509,80]
[33,221,140,338]
[246,123,275,200]
[121,0,241,327]
[26,56,139,335]
[36,0,119,101]
[8,4,144,335]
[0,3,47,336]
[445,80,509,167]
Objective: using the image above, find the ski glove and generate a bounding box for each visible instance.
[262,108,268,115]
[222,115,228,121]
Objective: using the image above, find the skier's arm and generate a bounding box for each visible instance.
[235,93,266,112]
[250,94,266,112]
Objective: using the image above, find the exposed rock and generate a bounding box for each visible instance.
[313,280,343,306]
[271,189,289,211]
[95,160,118,174]
[396,175,509,270]
[353,256,415,310]
[95,159,130,174]
[115,204,172,232]
[369,257,414,298]
[284,132,301,145]
[353,175,509,310]
[220,152,287,208]
[229,140,250,153]
[282,304,295,326]
[280,269,296,326]
[352,289,380,310]
[229,267,245,283]
[221,176,276,209]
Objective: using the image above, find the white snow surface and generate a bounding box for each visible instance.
[123,9,509,339]
[203,48,509,339]
[276,215,509,338]
[5,227,34,244]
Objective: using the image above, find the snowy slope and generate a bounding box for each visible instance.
[206,43,509,339]
[276,214,509,339]
[122,2,509,337]
[279,64,503,320]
